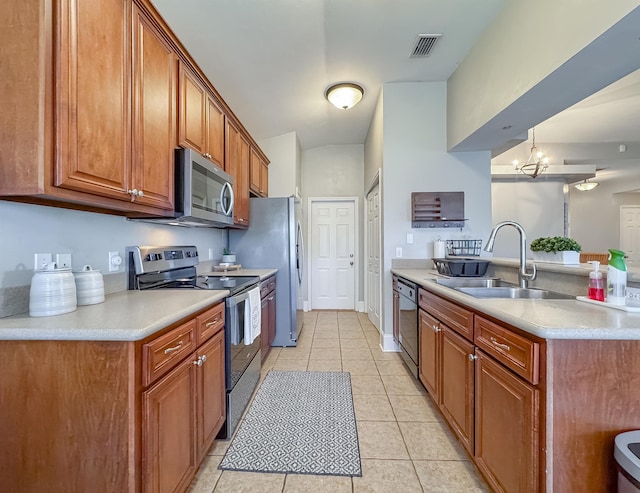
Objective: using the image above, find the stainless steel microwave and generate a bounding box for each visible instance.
[130,149,234,228]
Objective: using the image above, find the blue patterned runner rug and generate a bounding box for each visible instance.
[218,370,362,477]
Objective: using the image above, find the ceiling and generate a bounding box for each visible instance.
[150,0,506,151]
[150,1,639,163]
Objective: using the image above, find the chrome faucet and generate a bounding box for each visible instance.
[484,221,536,288]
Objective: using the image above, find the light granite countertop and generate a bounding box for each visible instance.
[0,290,228,341]
[0,268,277,342]
[392,268,640,340]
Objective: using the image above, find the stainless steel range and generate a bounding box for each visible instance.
[126,246,261,438]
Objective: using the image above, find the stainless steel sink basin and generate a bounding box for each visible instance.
[433,278,515,288]
[455,286,574,300]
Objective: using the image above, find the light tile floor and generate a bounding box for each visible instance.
[188,310,490,493]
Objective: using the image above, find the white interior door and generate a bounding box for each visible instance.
[366,184,381,329]
[310,200,355,310]
[620,206,640,264]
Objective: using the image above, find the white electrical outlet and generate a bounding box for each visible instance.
[396,247,403,257]
[56,253,72,269]
[34,253,52,271]
[109,251,123,272]
[406,233,414,244]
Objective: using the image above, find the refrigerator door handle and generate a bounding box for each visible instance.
[296,220,304,285]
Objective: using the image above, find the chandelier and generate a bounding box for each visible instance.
[513,127,549,179]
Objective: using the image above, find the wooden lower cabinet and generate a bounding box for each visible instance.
[260,275,277,359]
[0,301,225,493]
[440,326,475,454]
[418,309,440,400]
[143,356,198,493]
[475,350,539,493]
[417,286,538,493]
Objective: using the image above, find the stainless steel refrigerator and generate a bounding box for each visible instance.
[228,196,304,346]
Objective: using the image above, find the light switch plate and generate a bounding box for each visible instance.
[56,253,72,269]
[396,247,403,257]
[406,233,414,244]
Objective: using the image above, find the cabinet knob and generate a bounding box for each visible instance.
[137,190,144,197]
[193,356,203,367]
[468,353,477,361]
[432,324,440,333]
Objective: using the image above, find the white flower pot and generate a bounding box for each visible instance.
[222,254,236,264]
[532,251,580,265]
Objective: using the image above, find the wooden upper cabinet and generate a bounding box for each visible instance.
[225,118,250,226]
[178,62,225,169]
[249,147,269,197]
[206,96,225,168]
[132,3,176,210]
[55,0,132,201]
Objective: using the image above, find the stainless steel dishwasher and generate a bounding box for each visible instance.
[396,278,418,377]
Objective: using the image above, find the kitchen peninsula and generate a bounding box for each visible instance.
[393,260,640,493]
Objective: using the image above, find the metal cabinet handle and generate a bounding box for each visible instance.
[205,318,220,328]
[193,356,202,367]
[201,354,207,363]
[164,341,183,354]
[490,337,511,351]
[468,353,477,361]
[137,190,144,197]
[267,296,275,301]
[432,324,440,333]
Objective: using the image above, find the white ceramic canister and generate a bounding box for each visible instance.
[74,265,105,306]
[29,264,77,317]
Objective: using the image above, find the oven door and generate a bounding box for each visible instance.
[225,287,261,390]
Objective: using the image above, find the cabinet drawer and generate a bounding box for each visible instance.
[143,320,196,386]
[260,276,276,298]
[196,302,224,345]
[475,316,539,385]
[419,289,474,341]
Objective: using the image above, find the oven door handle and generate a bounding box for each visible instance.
[225,285,257,307]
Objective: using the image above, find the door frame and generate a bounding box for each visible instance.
[364,170,381,328]
[306,196,360,311]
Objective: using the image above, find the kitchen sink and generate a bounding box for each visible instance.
[433,278,515,288]
[455,286,574,300]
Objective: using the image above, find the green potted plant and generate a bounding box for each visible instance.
[222,247,236,264]
[529,236,582,265]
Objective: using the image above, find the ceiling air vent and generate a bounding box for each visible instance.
[410,34,442,58]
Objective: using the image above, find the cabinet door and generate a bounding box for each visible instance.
[440,326,475,454]
[178,63,206,154]
[132,4,175,210]
[225,119,250,226]
[260,160,269,197]
[196,330,226,461]
[55,0,132,200]
[267,289,277,347]
[249,147,262,194]
[206,96,225,169]
[143,356,197,493]
[261,295,270,359]
[418,309,440,401]
[475,350,539,493]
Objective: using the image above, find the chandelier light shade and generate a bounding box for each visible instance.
[575,179,599,191]
[325,83,364,110]
[513,127,549,179]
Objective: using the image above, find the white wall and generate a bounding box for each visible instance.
[364,91,384,189]
[257,131,301,197]
[301,145,365,306]
[491,180,566,258]
[447,1,640,150]
[379,82,493,340]
[0,201,226,289]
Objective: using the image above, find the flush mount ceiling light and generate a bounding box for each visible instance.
[325,83,364,110]
[574,179,599,191]
[513,127,550,179]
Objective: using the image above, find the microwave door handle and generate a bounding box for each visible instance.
[221,182,234,217]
